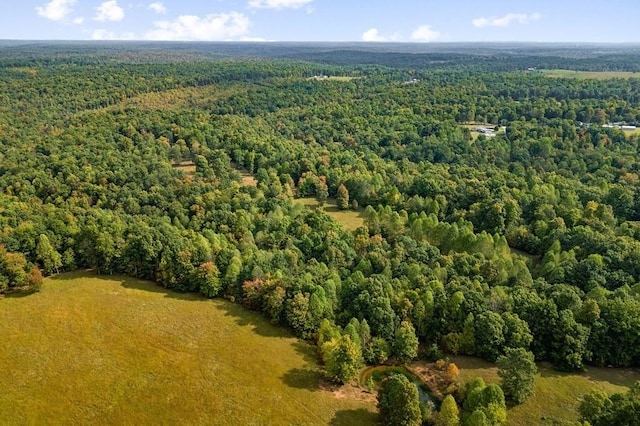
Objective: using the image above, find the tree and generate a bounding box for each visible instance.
[315,177,329,203]
[394,320,419,363]
[377,374,422,426]
[323,334,362,384]
[474,311,505,361]
[336,184,350,210]
[365,336,390,365]
[579,389,611,425]
[36,234,62,275]
[193,262,221,297]
[445,363,460,384]
[437,394,460,426]
[497,348,537,404]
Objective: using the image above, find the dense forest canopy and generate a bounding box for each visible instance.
[3,42,640,374]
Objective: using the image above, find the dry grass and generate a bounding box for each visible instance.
[452,355,640,425]
[230,162,258,187]
[171,161,196,176]
[540,69,640,80]
[296,197,365,231]
[0,272,376,425]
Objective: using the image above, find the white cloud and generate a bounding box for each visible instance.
[361,28,398,42]
[144,12,250,41]
[473,12,541,28]
[240,36,269,42]
[148,2,166,15]
[73,17,84,24]
[248,0,312,10]
[411,25,441,42]
[92,29,136,40]
[94,1,125,22]
[36,0,76,21]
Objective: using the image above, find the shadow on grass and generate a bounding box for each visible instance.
[48,269,96,281]
[216,300,293,339]
[3,289,39,298]
[329,408,379,426]
[292,340,321,365]
[281,367,323,391]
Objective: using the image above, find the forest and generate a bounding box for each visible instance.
[2,42,640,424]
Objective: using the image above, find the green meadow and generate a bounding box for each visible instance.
[0,272,376,425]
[453,355,640,425]
[295,197,365,232]
[540,69,640,80]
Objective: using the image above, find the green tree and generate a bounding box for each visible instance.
[394,320,419,363]
[315,177,329,203]
[365,336,390,365]
[377,374,421,426]
[193,262,222,297]
[497,348,537,404]
[578,389,611,425]
[437,394,460,426]
[336,184,350,210]
[324,334,362,384]
[36,234,62,275]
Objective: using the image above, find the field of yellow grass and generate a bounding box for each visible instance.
[0,272,376,425]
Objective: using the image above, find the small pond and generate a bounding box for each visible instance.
[360,365,438,407]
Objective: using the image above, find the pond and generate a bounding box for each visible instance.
[360,366,438,407]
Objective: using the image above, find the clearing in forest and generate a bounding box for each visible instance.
[540,69,640,80]
[296,197,365,231]
[0,272,376,425]
[452,355,640,426]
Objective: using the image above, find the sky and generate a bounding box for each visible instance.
[1,0,639,43]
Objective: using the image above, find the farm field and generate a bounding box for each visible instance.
[296,197,365,231]
[0,272,376,425]
[452,355,640,425]
[540,69,640,79]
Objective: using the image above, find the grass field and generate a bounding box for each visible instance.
[172,160,196,176]
[296,197,365,231]
[459,123,506,141]
[540,69,640,80]
[452,355,640,425]
[0,272,376,425]
[308,76,358,82]
[230,162,258,187]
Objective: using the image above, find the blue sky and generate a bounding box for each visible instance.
[1,0,639,42]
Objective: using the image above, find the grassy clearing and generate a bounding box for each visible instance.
[540,69,640,80]
[623,127,640,137]
[308,76,359,82]
[171,160,196,176]
[296,197,365,231]
[0,272,376,425]
[459,123,505,141]
[230,162,258,187]
[452,355,640,425]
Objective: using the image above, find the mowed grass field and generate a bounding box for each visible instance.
[452,355,640,425]
[0,272,376,425]
[540,69,640,80]
[296,197,365,231]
